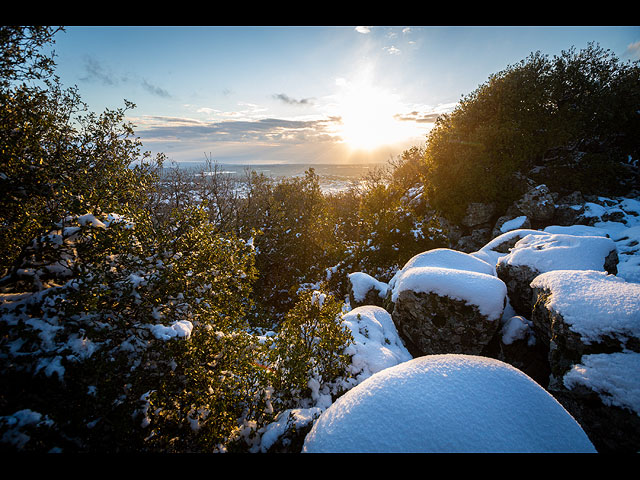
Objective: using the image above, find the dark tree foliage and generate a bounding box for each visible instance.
[422,43,640,222]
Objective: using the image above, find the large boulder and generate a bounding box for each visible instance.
[496,233,618,316]
[390,264,506,357]
[302,355,596,453]
[529,270,640,452]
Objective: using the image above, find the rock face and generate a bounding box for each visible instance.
[461,202,496,228]
[529,270,640,452]
[496,233,619,316]
[392,289,503,357]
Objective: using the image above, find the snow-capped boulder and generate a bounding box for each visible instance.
[530,269,640,452]
[390,266,506,356]
[471,228,544,267]
[530,270,640,384]
[302,355,596,453]
[496,233,618,316]
[347,272,389,308]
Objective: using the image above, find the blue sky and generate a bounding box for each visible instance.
[50,25,640,165]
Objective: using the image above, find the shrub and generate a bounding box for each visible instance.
[422,43,640,222]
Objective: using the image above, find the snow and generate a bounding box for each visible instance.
[471,229,543,266]
[341,306,412,384]
[302,354,596,453]
[543,225,609,237]
[391,248,496,285]
[254,407,323,453]
[501,315,536,346]
[148,320,194,340]
[391,267,507,321]
[500,215,528,233]
[530,270,640,345]
[347,272,388,302]
[497,233,616,273]
[563,351,640,416]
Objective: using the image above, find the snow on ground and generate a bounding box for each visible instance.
[497,233,617,274]
[302,354,596,453]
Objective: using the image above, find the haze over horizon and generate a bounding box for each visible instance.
[51,25,640,165]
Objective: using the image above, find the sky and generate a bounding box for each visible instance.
[49,25,640,165]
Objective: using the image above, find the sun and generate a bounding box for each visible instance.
[329,75,422,152]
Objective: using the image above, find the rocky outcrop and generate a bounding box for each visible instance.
[343,187,640,453]
[529,270,640,452]
[514,184,556,226]
[496,233,619,316]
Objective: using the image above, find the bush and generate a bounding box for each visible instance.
[269,290,353,409]
[422,43,640,222]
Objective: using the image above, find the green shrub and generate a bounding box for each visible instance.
[422,43,640,222]
[269,290,353,409]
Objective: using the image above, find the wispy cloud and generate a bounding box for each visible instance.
[80,56,119,85]
[273,93,314,106]
[80,56,171,98]
[141,79,171,98]
[355,26,372,34]
[394,111,441,123]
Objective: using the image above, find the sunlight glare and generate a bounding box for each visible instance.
[330,73,423,152]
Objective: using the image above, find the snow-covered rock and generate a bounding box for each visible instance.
[391,266,506,356]
[302,354,596,453]
[496,233,618,315]
[529,269,640,452]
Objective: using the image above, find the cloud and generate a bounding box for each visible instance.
[384,46,401,55]
[355,26,372,34]
[80,56,119,85]
[273,93,314,106]
[626,41,640,60]
[394,111,441,123]
[142,79,171,98]
[135,115,341,145]
[80,56,170,98]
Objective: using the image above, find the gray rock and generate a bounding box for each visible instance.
[514,184,556,225]
[460,202,496,228]
[391,289,503,358]
[529,271,640,452]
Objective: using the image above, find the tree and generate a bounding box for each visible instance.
[422,43,640,222]
[0,26,159,278]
